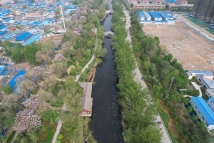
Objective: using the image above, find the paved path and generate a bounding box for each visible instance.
[191,82,202,97]
[123,7,172,143]
[52,31,95,143]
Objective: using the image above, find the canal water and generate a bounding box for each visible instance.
[89,2,124,143]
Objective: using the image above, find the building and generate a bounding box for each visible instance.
[143,11,151,21]
[133,3,165,9]
[141,0,150,4]
[192,0,214,22]
[152,0,163,4]
[186,70,213,80]
[207,97,214,112]
[190,97,214,130]
[166,0,175,4]
[149,12,162,21]
[138,11,145,21]
[79,82,93,116]
[175,0,188,5]
[198,76,214,89]
[206,89,214,98]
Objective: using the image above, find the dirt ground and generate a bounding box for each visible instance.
[143,23,214,73]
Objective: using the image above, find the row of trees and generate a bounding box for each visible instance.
[112,2,161,142]
[130,10,211,142]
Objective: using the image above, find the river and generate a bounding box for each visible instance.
[89,2,124,143]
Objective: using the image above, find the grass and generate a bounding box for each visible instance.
[187,17,209,28]
[158,107,180,143]
[38,110,59,143]
[7,131,16,143]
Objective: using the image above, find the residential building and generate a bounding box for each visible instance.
[133,3,165,9]
[152,0,163,4]
[141,0,150,4]
[79,82,93,116]
[175,0,188,5]
[207,97,214,112]
[190,97,214,130]
[192,0,214,22]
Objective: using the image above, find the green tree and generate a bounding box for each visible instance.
[11,44,24,63]
[24,44,40,65]
[2,85,12,94]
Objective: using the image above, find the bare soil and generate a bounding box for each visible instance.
[143,23,214,73]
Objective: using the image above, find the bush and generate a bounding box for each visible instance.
[2,85,12,94]
[7,131,16,143]
[57,134,63,140]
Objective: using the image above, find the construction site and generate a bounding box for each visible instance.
[143,18,214,73]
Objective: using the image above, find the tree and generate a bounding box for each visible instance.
[11,44,24,63]
[52,60,67,77]
[24,44,40,65]
[17,79,37,96]
[2,85,12,94]
[12,94,41,141]
[36,42,55,63]
[0,94,21,132]
[187,106,193,113]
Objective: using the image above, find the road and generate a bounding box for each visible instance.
[123,7,172,143]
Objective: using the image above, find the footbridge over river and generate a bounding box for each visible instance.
[104,31,114,36]
[105,10,113,14]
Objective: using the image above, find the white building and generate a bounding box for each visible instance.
[186,70,214,80]
[208,97,214,112]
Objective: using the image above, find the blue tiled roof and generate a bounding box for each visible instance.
[191,97,214,125]
[188,70,213,76]
[149,12,162,19]
[138,11,144,18]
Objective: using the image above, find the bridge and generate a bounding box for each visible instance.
[104,31,114,36]
[105,10,113,14]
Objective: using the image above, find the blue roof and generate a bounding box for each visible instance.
[23,34,41,46]
[0,24,6,30]
[167,0,175,2]
[0,30,8,36]
[191,97,214,125]
[210,97,214,103]
[8,70,25,88]
[138,11,144,18]
[15,32,32,41]
[188,70,213,76]
[149,12,162,19]
[0,65,6,73]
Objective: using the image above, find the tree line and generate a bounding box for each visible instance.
[112,1,161,142]
[130,10,211,143]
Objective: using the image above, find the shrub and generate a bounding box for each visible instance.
[2,85,12,94]
[57,134,63,140]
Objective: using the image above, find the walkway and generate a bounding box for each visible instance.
[191,82,202,97]
[123,7,172,143]
[52,48,96,143]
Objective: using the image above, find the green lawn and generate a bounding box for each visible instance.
[158,108,180,143]
[187,17,209,28]
[38,110,59,143]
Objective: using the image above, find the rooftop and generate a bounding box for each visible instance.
[187,70,213,76]
[191,97,214,125]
